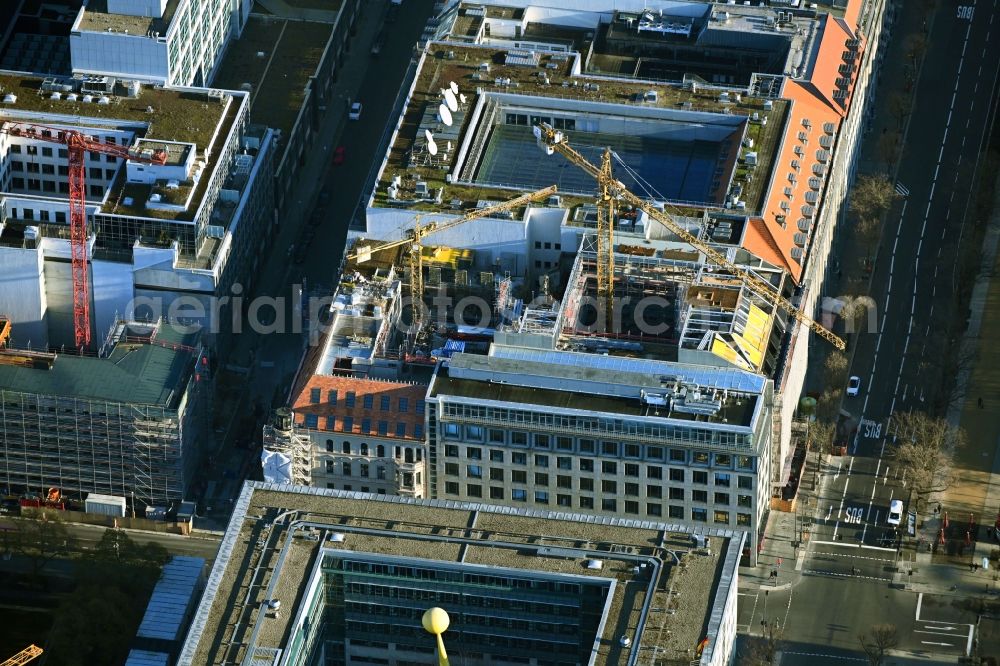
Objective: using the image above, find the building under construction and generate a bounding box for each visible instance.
[0,318,209,507]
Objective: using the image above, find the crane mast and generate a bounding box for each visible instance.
[1,122,168,349]
[349,186,557,330]
[1,645,43,666]
[533,123,845,351]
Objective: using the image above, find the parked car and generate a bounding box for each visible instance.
[846,375,861,396]
[333,145,346,165]
[349,101,363,120]
[887,499,903,526]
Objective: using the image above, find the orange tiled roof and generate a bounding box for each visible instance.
[291,375,428,441]
[743,217,793,274]
[806,15,863,116]
[743,10,865,283]
[843,0,863,32]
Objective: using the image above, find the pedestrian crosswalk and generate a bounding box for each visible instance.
[894,181,910,197]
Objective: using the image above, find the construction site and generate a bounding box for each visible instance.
[0,316,210,508]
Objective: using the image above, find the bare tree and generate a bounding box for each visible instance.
[906,33,928,66]
[877,131,901,170]
[739,621,783,666]
[810,420,836,456]
[823,351,849,388]
[816,388,843,422]
[856,214,882,254]
[890,412,964,510]
[858,624,898,666]
[840,294,878,335]
[887,92,910,130]
[11,514,76,582]
[850,174,897,226]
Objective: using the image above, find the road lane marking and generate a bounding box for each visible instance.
[921,641,954,647]
[782,652,865,663]
[804,568,892,582]
[811,540,896,552]
[812,552,895,562]
[923,624,961,631]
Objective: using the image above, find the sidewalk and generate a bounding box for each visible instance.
[743,447,823,590]
[905,167,1000,589]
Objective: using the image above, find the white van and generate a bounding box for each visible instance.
[887,499,903,526]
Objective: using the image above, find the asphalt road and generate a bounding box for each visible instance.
[811,454,903,549]
[200,0,436,508]
[846,0,1000,453]
[64,522,223,561]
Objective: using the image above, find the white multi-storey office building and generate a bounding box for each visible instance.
[427,346,773,563]
[70,0,253,87]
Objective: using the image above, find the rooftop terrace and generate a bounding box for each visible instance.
[76,0,181,36]
[0,72,240,222]
[374,43,787,217]
[181,482,741,666]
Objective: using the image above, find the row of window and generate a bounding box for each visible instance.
[303,413,423,438]
[440,427,755,470]
[443,466,752,504]
[442,448,754,486]
[9,161,116,177]
[440,483,752,524]
[325,483,387,494]
[9,134,126,153]
[504,114,576,131]
[308,388,424,413]
[323,441,421,462]
[11,179,104,197]
[441,403,751,448]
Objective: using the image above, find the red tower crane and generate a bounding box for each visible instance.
[1,122,167,349]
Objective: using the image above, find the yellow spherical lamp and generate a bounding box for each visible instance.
[422,607,451,666]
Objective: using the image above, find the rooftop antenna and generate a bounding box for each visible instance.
[439,103,453,126]
[425,129,438,156]
[449,80,459,95]
[443,88,458,112]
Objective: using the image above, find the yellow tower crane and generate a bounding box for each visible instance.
[348,185,557,329]
[1,645,43,666]
[533,123,845,351]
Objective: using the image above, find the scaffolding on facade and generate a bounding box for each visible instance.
[261,408,312,486]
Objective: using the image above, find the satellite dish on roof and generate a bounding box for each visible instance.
[439,103,453,126]
[459,93,468,106]
[443,88,458,112]
[425,129,438,156]
[449,81,459,95]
